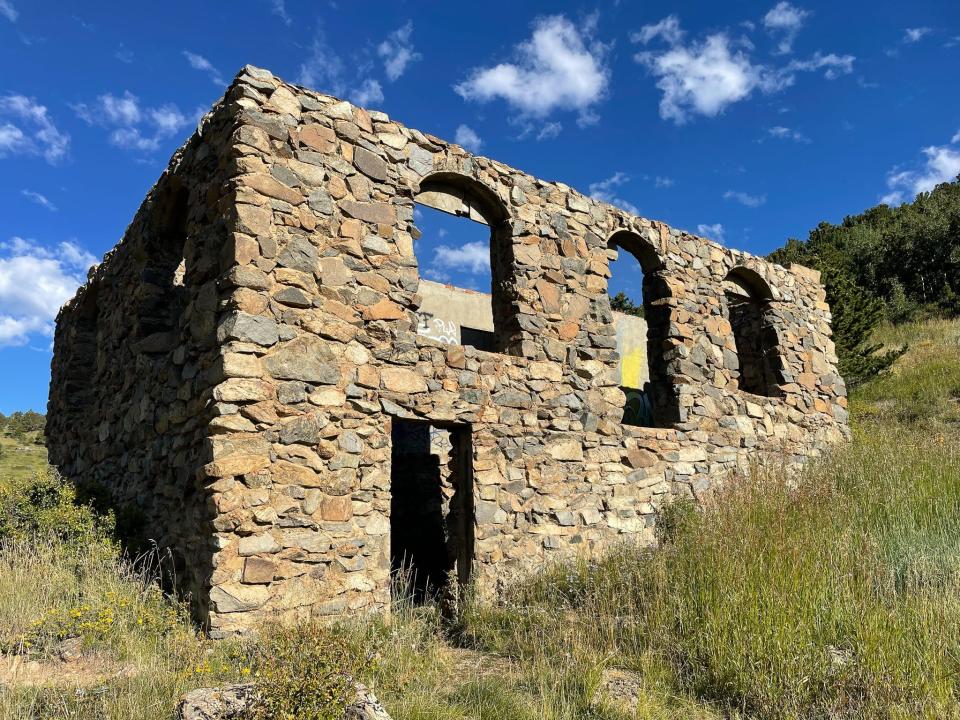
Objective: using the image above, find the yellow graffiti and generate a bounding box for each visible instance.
[620,346,646,390]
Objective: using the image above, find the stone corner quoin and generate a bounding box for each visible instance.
[45,64,849,637]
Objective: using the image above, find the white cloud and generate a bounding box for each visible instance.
[431,240,490,275]
[268,0,291,25]
[724,190,767,207]
[378,20,420,82]
[21,189,56,211]
[298,27,386,108]
[74,91,140,125]
[631,15,684,45]
[0,0,16,22]
[696,223,725,241]
[633,16,854,124]
[952,129,960,144]
[0,123,25,153]
[299,29,346,91]
[0,95,69,163]
[115,44,134,64]
[881,137,960,205]
[0,238,96,347]
[183,51,224,86]
[783,52,854,80]
[655,176,674,188]
[454,124,483,152]
[636,34,768,123]
[455,15,609,123]
[904,27,932,43]
[536,121,562,140]
[589,172,639,215]
[763,2,810,54]
[766,125,810,142]
[72,92,191,154]
[350,79,384,107]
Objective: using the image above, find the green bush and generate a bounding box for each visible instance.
[0,468,109,543]
[246,622,373,720]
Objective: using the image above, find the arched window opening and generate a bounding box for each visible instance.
[137,179,189,351]
[608,231,680,428]
[412,173,513,355]
[724,267,784,398]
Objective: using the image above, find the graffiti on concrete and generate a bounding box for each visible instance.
[416,311,459,345]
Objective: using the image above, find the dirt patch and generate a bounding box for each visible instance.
[0,652,137,689]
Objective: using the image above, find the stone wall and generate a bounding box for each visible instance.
[48,65,849,637]
[47,95,251,620]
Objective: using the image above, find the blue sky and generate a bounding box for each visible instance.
[1,0,958,413]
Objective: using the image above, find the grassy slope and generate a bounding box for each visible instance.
[0,435,47,483]
[1,319,959,719]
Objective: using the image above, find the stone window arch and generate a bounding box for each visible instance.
[412,172,517,355]
[607,230,680,427]
[723,267,785,398]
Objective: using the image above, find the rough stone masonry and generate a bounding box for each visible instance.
[47,65,849,637]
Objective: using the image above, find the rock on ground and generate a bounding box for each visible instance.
[176,681,391,720]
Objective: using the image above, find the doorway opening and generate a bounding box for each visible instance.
[390,418,474,604]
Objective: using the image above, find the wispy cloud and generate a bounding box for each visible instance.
[762,2,810,54]
[378,20,420,81]
[903,27,932,44]
[455,15,610,126]
[724,190,767,207]
[630,15,684,45]
[351,78,383,107]
[0,0,17,22]
[21,189,56,211]
[0,237,97,347]
[298,25,387,107]
[454,124,482,152]
[880,132,960,206]
[72,92,193,154]
[765,125,810,142]
[114,44,134,63]
[632,14,853,124]
[268,0,291,25]
[183,51,224,86]
[696,223,725,241]
[589,172,639,215]
[536,121,562,141]
[0,95,69,163]
[654,176,675,188]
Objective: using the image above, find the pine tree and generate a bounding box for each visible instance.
[610,291,644,317]
[821,265,903,388]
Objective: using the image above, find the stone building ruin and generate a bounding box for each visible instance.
[47,66,849,637]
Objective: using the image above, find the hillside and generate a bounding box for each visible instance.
[1,319,960,719]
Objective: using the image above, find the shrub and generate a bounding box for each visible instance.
[0,468,109,543]
[246,622,374,720]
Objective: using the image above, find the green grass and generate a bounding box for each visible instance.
[0,434,48,484]
[3,319,960,719]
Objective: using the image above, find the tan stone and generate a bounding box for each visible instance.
[243,557,276,584]
[240,173,303,205]
[298,124,336,153]
[381,367,427,393]
[204,453,271,478]
[319,495,353,522]
[362,298,405,321]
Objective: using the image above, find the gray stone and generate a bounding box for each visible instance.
[354,146,389,181]
[217,313,279,347]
